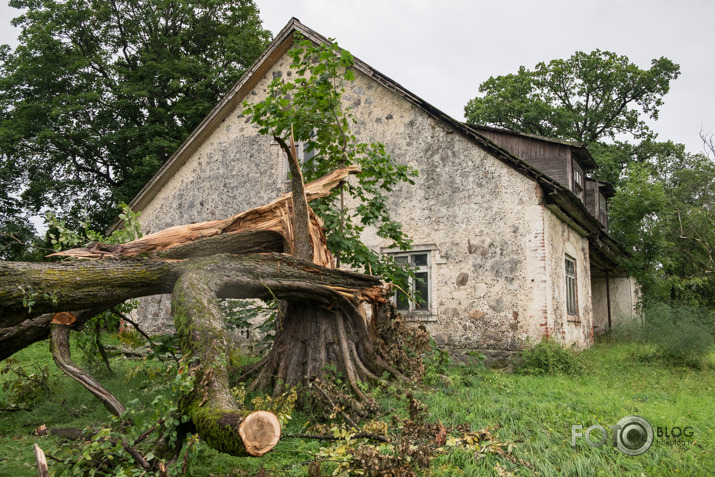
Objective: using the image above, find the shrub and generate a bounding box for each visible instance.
[514,338,583,376]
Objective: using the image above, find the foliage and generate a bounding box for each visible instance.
[609,151,715,307]
[0,358,52,407]
[220,298,277,353]
[243,36,418,285]
[46,359,195,476]
[0,0,271,231]
[465,50,680,145]
[514,338,584,376]
[613,301,714,368]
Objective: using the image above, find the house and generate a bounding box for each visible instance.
[125,18,637,362]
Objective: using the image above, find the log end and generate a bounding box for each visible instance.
[238,410,281,456]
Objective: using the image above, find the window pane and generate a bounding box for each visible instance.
[411,253,428,267]
[395,289,409,310]
[414,272,429,310]
[394,256,409,265]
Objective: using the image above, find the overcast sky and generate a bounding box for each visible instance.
[1,0,714,154]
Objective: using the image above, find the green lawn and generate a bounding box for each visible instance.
[1,339,712,476]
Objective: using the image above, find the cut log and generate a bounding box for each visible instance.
[239,411,281,456]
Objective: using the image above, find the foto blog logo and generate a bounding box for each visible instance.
[571,415,654,456]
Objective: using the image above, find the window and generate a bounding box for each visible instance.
[598,194,608,228]
[283,141,316,181]
[392,252,430,312]
[565,255,578,316]
[573,165,584,200]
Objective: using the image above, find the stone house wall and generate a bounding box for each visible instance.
[132,48,594,355]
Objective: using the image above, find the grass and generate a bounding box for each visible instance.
[1,338,713,476]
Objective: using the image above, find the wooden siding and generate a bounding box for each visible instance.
[478,130,571,189]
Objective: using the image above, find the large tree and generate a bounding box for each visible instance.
[240,37,420,397]
[0,0,271,232]
[464,50,680,145]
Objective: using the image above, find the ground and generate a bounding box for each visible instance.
[1,336,713,475]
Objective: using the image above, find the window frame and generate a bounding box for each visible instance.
[565,255,579,317]
[573,164,584,200]
[390,251,431,314]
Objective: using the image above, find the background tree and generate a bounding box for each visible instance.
[0,0,271,236]
[464,50,680,145]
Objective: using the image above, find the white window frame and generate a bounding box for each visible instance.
[386,250,432,314]
[565,255,579,316]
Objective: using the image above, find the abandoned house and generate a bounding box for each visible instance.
[125,18,638,362]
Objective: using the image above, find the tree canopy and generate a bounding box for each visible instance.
[243,36,418,283]
[0,0,271,233]
[464,50,680,145]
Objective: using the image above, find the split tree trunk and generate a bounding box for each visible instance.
[0,165,418,457]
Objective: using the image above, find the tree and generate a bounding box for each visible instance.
[609,151,715,307]
[239,36,421,397]
[464,50,680,145]
[0,0,271,232]
[0,167,421,461]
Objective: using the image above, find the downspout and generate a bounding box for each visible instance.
[605,271,612,330]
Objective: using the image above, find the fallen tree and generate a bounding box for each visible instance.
[0,166,426,460]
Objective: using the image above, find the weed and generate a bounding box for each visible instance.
[514,337,584,376]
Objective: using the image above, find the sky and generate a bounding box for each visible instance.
[1,0,714,155]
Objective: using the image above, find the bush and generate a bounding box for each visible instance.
[514,338,583,376]
[640,301,714,367]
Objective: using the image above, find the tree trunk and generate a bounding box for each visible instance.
[0,166,423,458]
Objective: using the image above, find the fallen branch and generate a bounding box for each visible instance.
[50,318,126,417]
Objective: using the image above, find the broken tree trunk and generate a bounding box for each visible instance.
[0,166,421,457]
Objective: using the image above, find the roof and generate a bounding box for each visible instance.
[122,18,626,269]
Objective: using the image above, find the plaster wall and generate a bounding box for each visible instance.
[592,276,639,334]
[540,208,594,349]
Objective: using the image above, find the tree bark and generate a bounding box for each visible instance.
[172,268,281,456]
[0,253,384,360]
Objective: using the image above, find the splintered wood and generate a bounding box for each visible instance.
[51,166,360,268]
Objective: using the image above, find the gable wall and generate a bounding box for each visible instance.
[134,49,594,352]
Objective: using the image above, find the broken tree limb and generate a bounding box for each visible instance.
[0,252,385,360]
[33,443,49,477]
[50,318,127,417]
[51,165,360,265]
[172,268,281,456]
